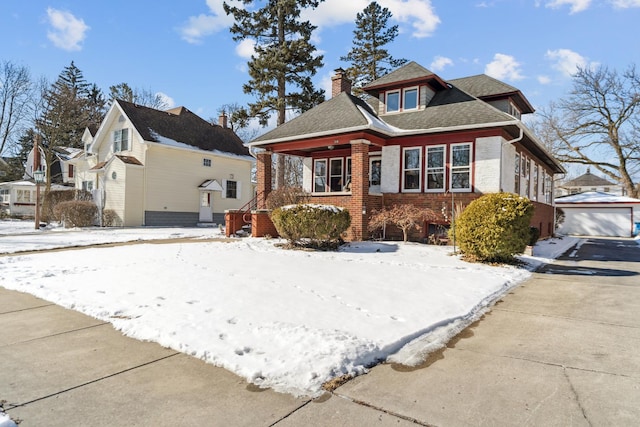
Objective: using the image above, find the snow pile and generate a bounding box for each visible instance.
[0,411,17,427]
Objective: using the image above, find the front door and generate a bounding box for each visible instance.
[199,191,213,222]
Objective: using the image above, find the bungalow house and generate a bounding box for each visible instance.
[70,100,254,227]
[248,62,564,241]
[0,180,72,218]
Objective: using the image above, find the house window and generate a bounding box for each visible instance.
[225,180,238,199]
[113,129,129,152]
[604,187,610,193]
[329,158,344,192]
[515,153,521,194]
[522,155,530,198]
[82,181,93,191]
[0,188,8,203]
[508,102,521,119]
[450,143,471,191]
[386,90,400,113]
[17,189,30,203]
[68,164,74,178]
[370,158,381,187]
[201,192,211,207]
[403,87,418,110]
[314,159,327,192]
[426,145,445,191]
[345,157,352,190]
[402,147,421,192]
[203,158,212,167]
[533,164,539,201]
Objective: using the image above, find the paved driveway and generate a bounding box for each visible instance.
[2,238,639,426]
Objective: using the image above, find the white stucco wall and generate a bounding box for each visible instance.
[381,145,400,193]
[302,157,312,193]
[501,141,516,193]
[474,136,503,193]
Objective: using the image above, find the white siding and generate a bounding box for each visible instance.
[557,206,632,237]
[474,136,503,193]
[302,157,313,193]
[381,145,400,193]
[420,85,435,108]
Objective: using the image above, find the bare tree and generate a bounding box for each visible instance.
[0,61,32,155]
[536,65,640,197]
[109,83,169,110]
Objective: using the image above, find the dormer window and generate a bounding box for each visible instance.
[508,101,521,119]
[113,129,129,152]
[386,90,400,113]
[403,87,418,110]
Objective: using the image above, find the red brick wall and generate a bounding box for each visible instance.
[225,210,250,237]
[251,210,279,238]
[256,152,272,209]
[531,201,555,239]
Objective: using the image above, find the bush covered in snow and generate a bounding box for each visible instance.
[270,204,350,249]
[54,200,98,228]
[265,186,310,210]
[452,193,533,262]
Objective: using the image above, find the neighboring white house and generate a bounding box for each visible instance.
[70,100,255,227]
[556,191,640,237]
[0,180,71,218]
[24,145,83,186]
[556,168,625,197]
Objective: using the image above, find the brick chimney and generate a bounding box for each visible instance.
[331,68,352,98]
[218,112,228,128]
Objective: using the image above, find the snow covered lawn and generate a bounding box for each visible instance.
[0,220,579,396]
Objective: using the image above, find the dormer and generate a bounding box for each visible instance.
[448,74,534,119]
[362,62,449,115]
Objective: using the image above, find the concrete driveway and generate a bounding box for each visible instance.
[2,237,639,426]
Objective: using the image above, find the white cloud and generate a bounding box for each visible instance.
[610,0,640,7]
[484,53,524,81]
[430,56,453,72]
[46,8,89,51]
[537,75,552,84]
[545,48,594,77]
[235,39,256,59]
[545,0,592,13]
[179,0,234,44]
[305,0,440,38]
[157,92,175,109]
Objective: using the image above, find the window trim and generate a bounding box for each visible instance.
[224,179,239,199]
[369,156,382,188]
[385,90,400,113]
[403,86,419,111]
[345,157,352,191]
[113,128,129,152]
[329,157,344,192]
[425,145,446,192]
[449,142,472,192]
[203,158,212,167]
[402,147,422,193]
[313,159,328,193]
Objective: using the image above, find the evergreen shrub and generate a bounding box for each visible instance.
[54,200,98,228]
[270,204,350,249]
[452,193,534,262]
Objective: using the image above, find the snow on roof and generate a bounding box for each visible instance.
[555,191,640,204]
[149,129,254,162]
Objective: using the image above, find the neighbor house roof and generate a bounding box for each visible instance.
[116,100,251,157]
[561,169,615,188]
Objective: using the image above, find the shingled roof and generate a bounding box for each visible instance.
[449,74,534,114]
[362,61,448,93]
[116,100,250,157]
[562,169,615,187]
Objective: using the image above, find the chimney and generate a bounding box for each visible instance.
[219,112,228,128]
[331,68,352,98]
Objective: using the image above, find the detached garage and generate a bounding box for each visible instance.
[555,191,640,237]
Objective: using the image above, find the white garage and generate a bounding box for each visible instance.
[555,192,640,237]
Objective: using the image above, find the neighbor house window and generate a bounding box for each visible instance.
[450,143,471,191]
[0,188,9,203]
[68,164,74,178]
[17,189,30,203]
[370,158,381,187]
[426,145,445,191]
[402,147,421,191]
[82,181,93,191]
[329,158,344,192]
[113,129,129,152]
[403,87,418,110]
[225,180,238,199]
[515,153,521,194]
[386,90,400,113]
[314,159,327,192]
[203,158,211,167]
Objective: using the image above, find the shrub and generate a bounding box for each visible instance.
[54,200,98,228]
[529,226,540,246]
[270,204,350,249]
[265,186,310,210]
[555,207,565,231]
[369,204,438,242]
[452,193,534,262]
[102,209,121,227]
[42,189,92,223]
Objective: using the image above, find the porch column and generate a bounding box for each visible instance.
[350,139,370,240]
[256,151,272,209]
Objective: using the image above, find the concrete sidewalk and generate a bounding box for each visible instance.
[2,237,639,426]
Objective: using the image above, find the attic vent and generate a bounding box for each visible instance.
[118,114,125,122]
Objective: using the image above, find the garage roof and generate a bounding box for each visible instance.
[555,191,640,205]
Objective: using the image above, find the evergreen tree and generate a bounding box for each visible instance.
[86,83,106,130]
[224,0,325,187]
[341,1,407,94]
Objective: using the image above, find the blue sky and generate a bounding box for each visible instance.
[2,0,640,130]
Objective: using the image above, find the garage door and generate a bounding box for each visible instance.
[558,207,632,237]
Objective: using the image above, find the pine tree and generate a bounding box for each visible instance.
[341,1,407,94]
[224,0,325,188]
